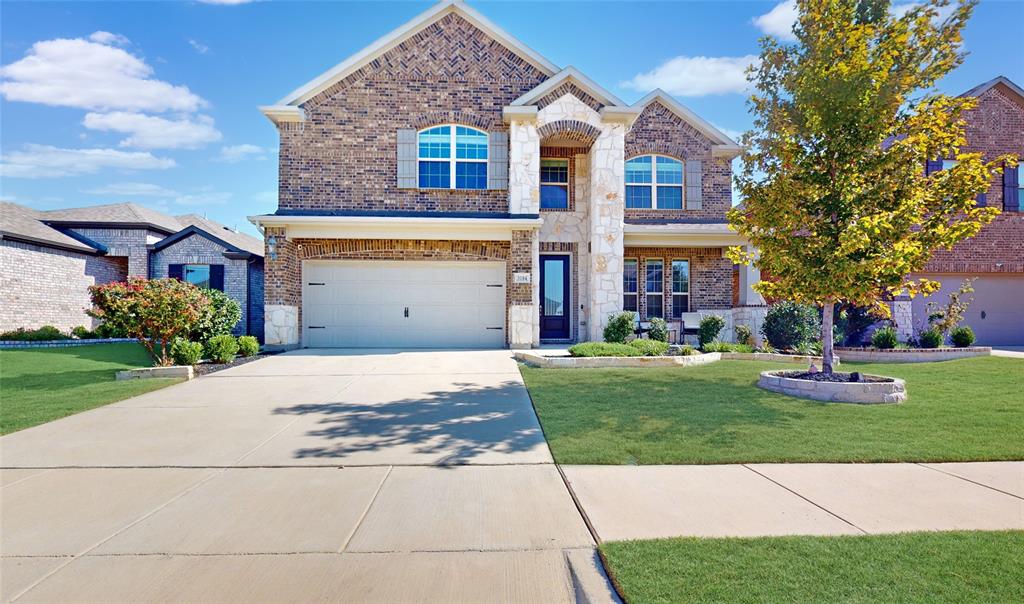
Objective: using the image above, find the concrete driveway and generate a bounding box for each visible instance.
[1,350,614,603]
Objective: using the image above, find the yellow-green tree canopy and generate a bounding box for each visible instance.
[727,0,1012,371]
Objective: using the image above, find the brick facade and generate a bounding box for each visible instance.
[624,101,732,223]
[69,227,165,277]
[278,13,548,215]
[624,246,733,319]
[0,240,127,332]
[151,235,254,336]
[924,83,1024,274]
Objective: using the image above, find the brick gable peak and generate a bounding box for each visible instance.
[632,90,743,158]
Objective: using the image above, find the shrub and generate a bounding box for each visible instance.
[835,304,881,346]
[0,326,68,341]
[205,334,239,363]
[190,289,242,344]
[71,326,98,339]
[237,335,259,357]
[919,328,943,349]
[698,315,727,348]
[629,338,669,356]
[702,342,755,353]
[171,339,203,366]
[762,301,821,351]
[950,326,975,348]
[603,311,636,344]
[94,322,127,338]
[647,318,668,342]
[871,326,899,349]
[89,278,210,366]
[568,342,641,357]
[676,344,697,356]
[735,324,754,346]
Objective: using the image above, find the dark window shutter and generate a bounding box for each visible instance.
[168,264,183,281]
[1003,164,1020,212]
[925,160,943,175]
[976,192,987,207]
[210,265,225,291]
[685,160,703,210]
[487,131,508,190]
[397,129,417,188]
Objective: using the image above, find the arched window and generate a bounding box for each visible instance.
[625,155,683,209]
[417,125,488,189]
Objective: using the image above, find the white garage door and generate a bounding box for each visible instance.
[302,260,506,348]
[912,274,1024,346]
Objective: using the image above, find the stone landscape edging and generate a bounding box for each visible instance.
[835,346,991,363]
[758,370,906,404]
[0,338,137,349]
[115,365,194,381]
[515,350,830,369]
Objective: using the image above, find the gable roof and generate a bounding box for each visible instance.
[41,202,183,234]
[632,90,743,157]
[961,75,1024,102]
[510,66,627,108]
[0,201,102,254]
[175,214,265,256]
[264,0,559,116]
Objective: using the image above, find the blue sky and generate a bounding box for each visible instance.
[2,0,1021,236]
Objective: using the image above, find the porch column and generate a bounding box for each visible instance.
[587,122,626,341]
[263,226,300,350]
[738,247,765,306]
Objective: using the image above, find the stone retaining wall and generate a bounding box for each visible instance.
[758,370,906,404]
[836,347,991,363]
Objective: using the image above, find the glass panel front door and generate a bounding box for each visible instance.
[540,256,570,339]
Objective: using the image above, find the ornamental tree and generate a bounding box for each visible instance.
[88,278,211,366]
[728,0,1012,374]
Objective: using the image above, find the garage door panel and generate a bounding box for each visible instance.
[912,275,1024,346]
[303,261,507,348]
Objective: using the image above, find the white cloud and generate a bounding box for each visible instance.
[622,55,758,97]
[83,112,222,149]
[752,1,798,41]
[188,39,209,54]
[88,31,130,46]
[82,182,179,197]
[891,1,957,21]
[0,35,204,112]
[0,144,175,179]
[175,191,233,206]
[216,144,269,163]
[711,123,744,142]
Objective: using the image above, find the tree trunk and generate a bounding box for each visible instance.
[821,302,835,375]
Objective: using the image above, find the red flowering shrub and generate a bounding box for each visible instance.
[88,278,211,366]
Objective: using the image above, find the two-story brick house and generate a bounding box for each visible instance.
[252,0,763,349]
[896,76,1023,346]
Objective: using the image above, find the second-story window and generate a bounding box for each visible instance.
[626,155,683,209]
[540,159,569,209]
[417,125,488,190]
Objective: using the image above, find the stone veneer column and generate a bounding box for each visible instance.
[891,297,913,342]
[508,119,540,215]
[587,123,626,341]
[508,229,538,348]
[263,226,300,349]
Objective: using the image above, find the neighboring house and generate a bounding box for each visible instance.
[0,202,265,341]
[252,0,762,350]
[897,76,1023,346]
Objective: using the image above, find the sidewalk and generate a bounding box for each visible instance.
[563,462,1024,541]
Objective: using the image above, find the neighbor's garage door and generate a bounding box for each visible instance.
[912,274,1024,346]
[302,260,506,348]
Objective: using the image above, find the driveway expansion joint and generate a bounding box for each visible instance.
[915,462,1024,500]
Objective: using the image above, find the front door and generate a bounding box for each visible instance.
[540,255,571,339]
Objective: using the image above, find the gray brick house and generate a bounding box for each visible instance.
[0,202,265,340]
[252,0,765,349]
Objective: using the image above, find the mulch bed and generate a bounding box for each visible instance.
[193,352,280,377]
[781,370,894,383]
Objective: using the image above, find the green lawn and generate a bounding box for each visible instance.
[600,531,1024,604]
[521,357,1024,464]
[1,343,181,434]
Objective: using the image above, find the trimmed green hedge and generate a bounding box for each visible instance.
[568,342,641,357]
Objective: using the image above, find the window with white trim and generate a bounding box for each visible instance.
[645,259,664,319]
[623,259,638,312]
[417,125,488,189]
[540,159,569,209]
[626,155,683,209]
[671,259,689,318]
